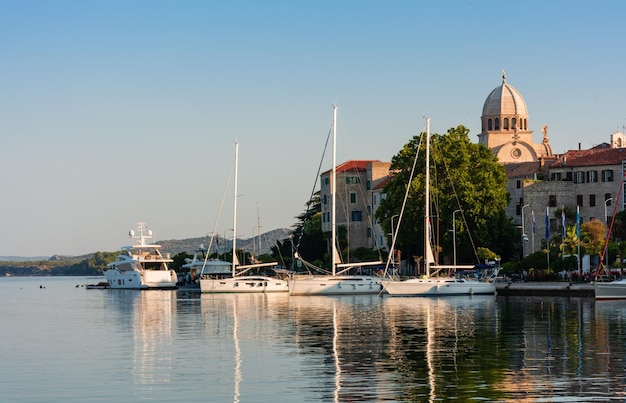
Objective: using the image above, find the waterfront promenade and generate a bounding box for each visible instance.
[495,280,594,297]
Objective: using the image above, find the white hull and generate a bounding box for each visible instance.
[595,278,626,300]
[104,268,177,290]
[289,275,384,296]
[200,276,288,293]
[383,277,496,297]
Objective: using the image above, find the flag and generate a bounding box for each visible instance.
[532,211,536,234]
[545,207,550,240]
[576,206,580,239]
[561,206,566,239]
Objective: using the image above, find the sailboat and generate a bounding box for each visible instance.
[199,143,289,293]
[289,106,384,296]
[383,118,497,297]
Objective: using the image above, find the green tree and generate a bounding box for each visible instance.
[376,125,514,265]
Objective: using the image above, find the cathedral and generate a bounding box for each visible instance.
[478,71,553,164]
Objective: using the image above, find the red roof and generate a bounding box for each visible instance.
[323,160,382,174]
[550,147,626,168]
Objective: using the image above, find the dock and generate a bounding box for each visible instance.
[495,281,594,297]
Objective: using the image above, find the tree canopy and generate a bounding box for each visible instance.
[375,125,516,265]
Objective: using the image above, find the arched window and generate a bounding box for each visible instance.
[495,118,500,130]
[504,118,509,130]
[512,118,517,129]
[488,119,493,131]
[618,138,622,148]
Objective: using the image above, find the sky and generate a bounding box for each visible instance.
[2,0,626,257]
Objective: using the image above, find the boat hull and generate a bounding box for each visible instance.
[104,269,178,290]
[383,278,496,297]
[199,276,288,293]
[289,275,384,296]
[595,279,626,300]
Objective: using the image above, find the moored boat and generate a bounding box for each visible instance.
[103,222,177,289]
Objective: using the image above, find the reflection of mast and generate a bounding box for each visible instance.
[426,301,435,402]
[233,299,241,403]
[333,301,341,403]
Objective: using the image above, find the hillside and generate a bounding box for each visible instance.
[154,228,291,257]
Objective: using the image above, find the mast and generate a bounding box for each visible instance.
[232,142,239,276]
[331,105,338,276]
[425,118,431,276]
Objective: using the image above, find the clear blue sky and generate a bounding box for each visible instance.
[2,0,625,256]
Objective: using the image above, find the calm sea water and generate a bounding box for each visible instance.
[1,277,625,402]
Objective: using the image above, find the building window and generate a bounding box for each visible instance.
[549,195,557,207]
[512,118,517,129]
[516,204,521,215]
[588,171,598,183]
[366,180,371,190]
[504,118,509,130]
[367,227,372,238]
[323,194,327,205]
[590,194,596,207]
[351,211,362,222]
[551,172,562,181]
[350,192,357,203]
[605,194,612,205]
[324,177,329,186]
[602,169,614,182]
[495,118,500,130]
[565,172,573,181]
[488,119,493,130]
[574,171,585,183]
[577,195,583,206]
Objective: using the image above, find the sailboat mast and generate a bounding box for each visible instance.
[425,118,431,276]
[331,105,338,276]
[232,142,239,277]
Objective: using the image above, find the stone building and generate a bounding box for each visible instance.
[320,160,391,252]
[480,73,626,258]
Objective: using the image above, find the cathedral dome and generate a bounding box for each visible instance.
[482,73,528,118]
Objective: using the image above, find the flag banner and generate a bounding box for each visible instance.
[576,206,580,239]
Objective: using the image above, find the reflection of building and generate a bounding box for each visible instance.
[320,160,391,250]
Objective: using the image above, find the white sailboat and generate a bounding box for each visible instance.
[199,143,289,293]
[383,118,496,297]
[289,106,383,296]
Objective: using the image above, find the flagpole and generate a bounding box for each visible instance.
[576,206,581,273]
[530,210,536,253]
[546,206,550,269]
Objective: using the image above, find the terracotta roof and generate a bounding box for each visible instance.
[323,160,383,175]
[550,147,626,168]
[372,176,392,191]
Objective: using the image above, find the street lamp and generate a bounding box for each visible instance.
[521,204,530,258]
[452,209,462,267]
[605,197,615,224]
[605,198,615,269]
[390,214,399,264]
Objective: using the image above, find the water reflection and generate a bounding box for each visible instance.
[98,284,626,401]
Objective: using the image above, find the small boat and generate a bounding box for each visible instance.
[86,281,110,289]
[594,278,626,300]
[103,222,178,290]
[382,118,497,297]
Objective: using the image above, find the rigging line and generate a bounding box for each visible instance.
[433,137,480,264]
[294,122,334,262]
[383,121,427,278]
[200,155,236,275]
